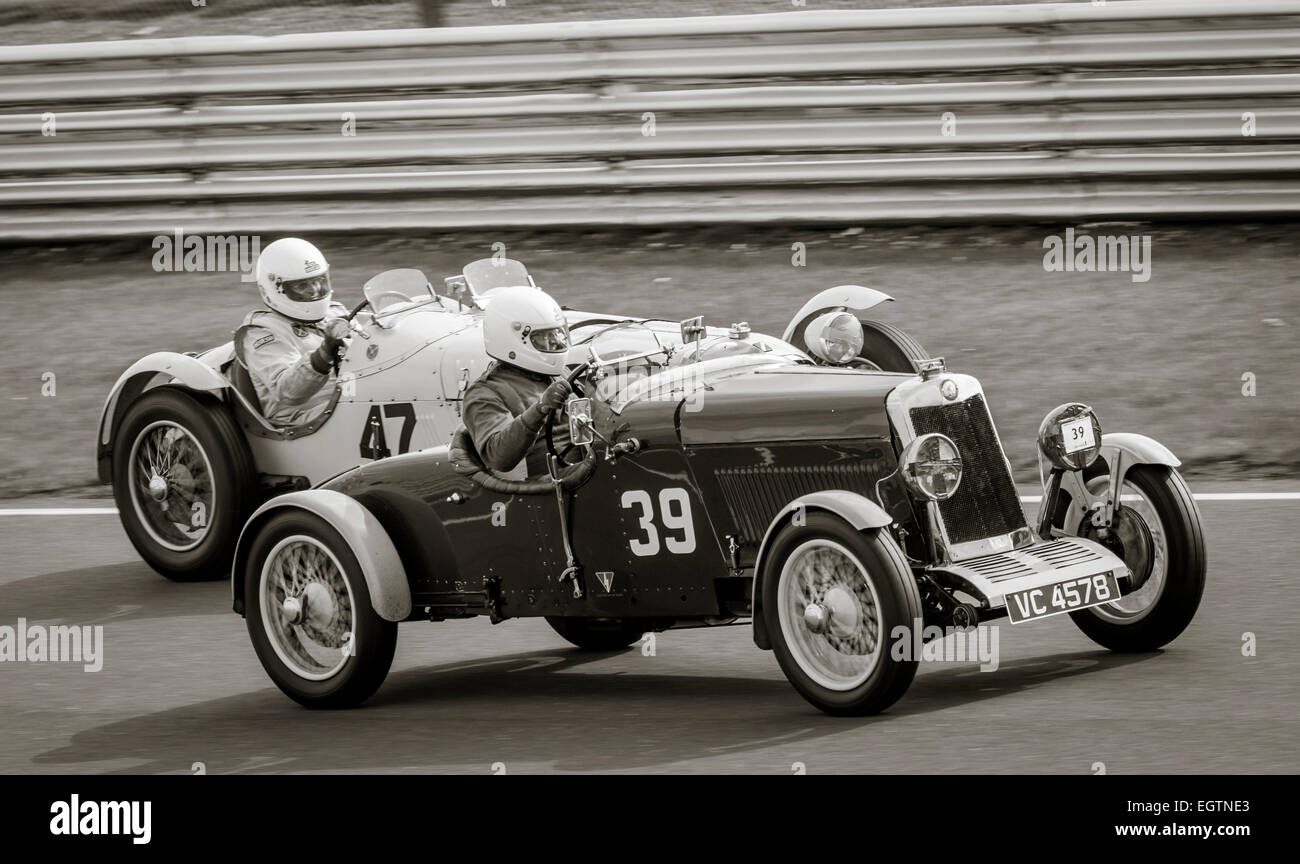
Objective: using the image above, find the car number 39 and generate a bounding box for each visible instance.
[621,488,697,556]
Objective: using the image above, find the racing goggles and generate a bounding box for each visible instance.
[278,273,332,303]
[528,326,570,353]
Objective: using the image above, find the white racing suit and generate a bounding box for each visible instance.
[237,309,344,426]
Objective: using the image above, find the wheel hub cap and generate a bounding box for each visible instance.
[281,595,304,625]
[822,586,859,635]
[803,602,829,633]
[302,581,337,628]
[1083,505,1154,590]
[147,473,168,501]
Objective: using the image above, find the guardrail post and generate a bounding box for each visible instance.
[417,0,447,28]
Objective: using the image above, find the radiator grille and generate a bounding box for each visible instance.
[909,394,1025,545]
[715,463,888,543]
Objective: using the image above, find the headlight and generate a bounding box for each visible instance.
[803,311,864,365]
[1037,402,1102,470]
[900,433,962,501]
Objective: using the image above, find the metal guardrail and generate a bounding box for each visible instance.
[2,0,1300,238]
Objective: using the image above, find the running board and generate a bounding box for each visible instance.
[927,536,1129,610]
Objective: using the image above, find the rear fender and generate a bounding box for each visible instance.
[781,285,894,344]
[97,351,230,482]
[231,490,412,622]
[751,491,894,650]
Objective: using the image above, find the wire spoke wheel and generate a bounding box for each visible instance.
[244,511,398,709]
[777,539,883,692]
[763,514,921,715]
[1069,464,1206,653]
[1084,478,1168,623]
[127,420,215,552]
[259,535,355,682]
[112,388,255,581]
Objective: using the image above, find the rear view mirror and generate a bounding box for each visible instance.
[443,274,471,309]
[680,315,706,344]
[567,397,595,447]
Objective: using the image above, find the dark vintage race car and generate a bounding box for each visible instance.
[231,312,1206,715]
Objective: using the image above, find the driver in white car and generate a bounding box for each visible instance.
[237,237,350,426]
[463,285,574,477]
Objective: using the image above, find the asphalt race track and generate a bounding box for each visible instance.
[0,485,1295,775]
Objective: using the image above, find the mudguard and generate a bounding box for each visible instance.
[1100,432,1181,473]
[1058,432,1181,532]
[96,351,230,481]
[751,490,895,650]
[231,489,412,623]
[781,285,894,344]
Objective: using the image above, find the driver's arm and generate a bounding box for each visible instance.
[463,379,570,473]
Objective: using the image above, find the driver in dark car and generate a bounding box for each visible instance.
[463,285,575,477]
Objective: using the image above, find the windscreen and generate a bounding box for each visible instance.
[462,258,532,295]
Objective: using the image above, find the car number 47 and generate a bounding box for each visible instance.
[359,403,416,460]
[621,488,697,556]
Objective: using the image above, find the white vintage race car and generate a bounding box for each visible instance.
[97,257,923,581]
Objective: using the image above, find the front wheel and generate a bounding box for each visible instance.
[1069,464,1206,652]
[111,387,255,581]
[244,510,396,708]
[546,616,646,651]
[763,513,923,716]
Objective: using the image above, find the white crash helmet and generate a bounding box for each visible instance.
[482,285,570,376]
[256,237,332,322]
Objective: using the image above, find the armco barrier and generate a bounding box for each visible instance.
[2,0,1299,237]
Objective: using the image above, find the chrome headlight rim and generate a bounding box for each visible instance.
[900,432,963,502]
[1037,402,1103,471]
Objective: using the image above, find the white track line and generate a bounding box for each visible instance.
[1019,492,1300,503]
[0,508,118,516]
[0,492,1298,515]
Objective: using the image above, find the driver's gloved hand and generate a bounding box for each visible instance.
[309,318,350,375]
[537,378,573,415]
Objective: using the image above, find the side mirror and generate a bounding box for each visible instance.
[680,315,706,344]
[567,397,595,447]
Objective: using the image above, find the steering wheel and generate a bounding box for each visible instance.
[545,362,590,463]
[345,297,371,322]
[367,290,415,313]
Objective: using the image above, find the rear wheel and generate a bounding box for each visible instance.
[854,320,930,373]
[1069,465,1206,652]
[112,387,255,581]
[244,510,396,708]
[546,616,646,651]
[763,513,922,715]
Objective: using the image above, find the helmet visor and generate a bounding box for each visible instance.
[529,326,570,353]
[280,273,331,303]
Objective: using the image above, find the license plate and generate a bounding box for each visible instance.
[1005,571,1122,624]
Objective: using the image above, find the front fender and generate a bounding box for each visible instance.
[231,490,412,623]
[97,351,230,482]
[1100,432,1181,474]
[1057,432,1181,533]
[751,490,894,650]
[781,284,894,344]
